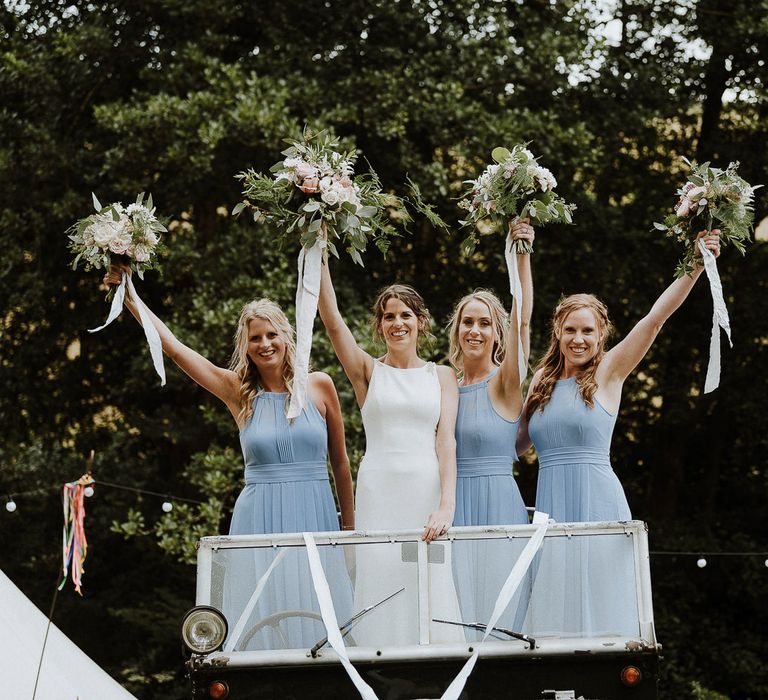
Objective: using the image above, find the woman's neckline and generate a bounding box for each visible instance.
[377,356,429,370]
[460,365,498,388]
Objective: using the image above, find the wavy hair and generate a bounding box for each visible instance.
[371,283,434,350]
[447,290,509,375]
[526,294,613,418]
[229,299,296,425]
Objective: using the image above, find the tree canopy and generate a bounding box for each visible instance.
[1,1,766,697]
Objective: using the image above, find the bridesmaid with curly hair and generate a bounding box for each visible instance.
[517,231,720,523]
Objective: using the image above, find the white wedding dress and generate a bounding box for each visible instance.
[351,360,463,647]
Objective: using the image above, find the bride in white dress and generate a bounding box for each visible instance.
[318,261,463,646]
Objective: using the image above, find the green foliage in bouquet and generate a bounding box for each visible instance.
[234,129,407,265]
[654,158,761,277]
[67,192,166,279]
[459,144,576,255]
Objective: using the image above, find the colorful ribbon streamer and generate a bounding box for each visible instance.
[59,475,94,595]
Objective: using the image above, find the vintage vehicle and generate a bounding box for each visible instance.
[182,521,660,699]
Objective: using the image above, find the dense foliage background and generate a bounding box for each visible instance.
[1,1,766,698]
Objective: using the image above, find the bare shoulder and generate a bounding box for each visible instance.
[309,370,337,393]
[436,364,458,385]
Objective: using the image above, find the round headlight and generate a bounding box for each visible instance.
[181,606,228,654]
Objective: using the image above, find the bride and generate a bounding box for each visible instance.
[318,260,463,646]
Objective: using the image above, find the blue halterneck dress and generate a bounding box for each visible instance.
[453,367,531,638]
[223,391,351,651]
[528,377,630,522]
[229,390,340,535]
[454,367,528,526]
[524,377,637,639]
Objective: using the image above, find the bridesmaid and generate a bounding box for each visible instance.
[517,230,721,523]
[448,219,535,527]
[515,230,721,639]
[446,219,534,638]
[102,265,355,534]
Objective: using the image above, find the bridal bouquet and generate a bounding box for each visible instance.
[67,192,167,385]
[459,145,576,254]
[235,128,410,420]
[234,129,402,264]
[654,158,761,394]
[68,193,165,279]
[653,158,760,278]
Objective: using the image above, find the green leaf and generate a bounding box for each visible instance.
[357,205,378,218]
[92,192,102,211]
[308,218,322,233]
[231,202,246,217]
[491,147,511,164]
[303,201,320,212]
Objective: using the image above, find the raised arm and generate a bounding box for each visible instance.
[318,259,374,407]
[310,372,355,530]
[599,231,720,390]
[103,265,241,419]
[423,365,459,543]
[517,230,534,366]
[495,219,535,411]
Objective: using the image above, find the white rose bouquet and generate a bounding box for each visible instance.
[654,158,760,277]
[459,144,576,254]
[68,192,167,385]
[68,192,165,281]
[234,129,403,265]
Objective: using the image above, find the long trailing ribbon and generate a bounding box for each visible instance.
[88,271,166,385]
[287,239,324,420]
[698,238,732,393]
[504,230,527,385]
[59,474,94,595]
[303,533,379,700]
[303,516,549,700]
[438,512,549,700]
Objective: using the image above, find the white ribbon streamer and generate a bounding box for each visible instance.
[304,519,548,700]
[303,533,379,700]
[438,512,549,700]
[88,272,166,385]
[287,240,324,420]
[224,548,288,652]
[504,232,527,385]
[698,238,732,394]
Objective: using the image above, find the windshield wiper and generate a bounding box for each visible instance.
[310,587,406,657]
[432,619,536,648]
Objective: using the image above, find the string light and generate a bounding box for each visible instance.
[2,479,766,569]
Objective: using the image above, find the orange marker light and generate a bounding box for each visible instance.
[621,665,643,686]
[208,680,229,699]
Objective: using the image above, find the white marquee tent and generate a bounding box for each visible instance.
[0,569,137,700]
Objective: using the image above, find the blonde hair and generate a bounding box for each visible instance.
[229,299,296,425]
[371,284,434,348]
[447,290,508,375]
[526,294,613,418]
